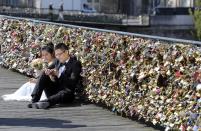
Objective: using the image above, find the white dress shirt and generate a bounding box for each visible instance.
[58,58,70,78]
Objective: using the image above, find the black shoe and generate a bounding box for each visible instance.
[27,103,34,108]
[33,101,50,109]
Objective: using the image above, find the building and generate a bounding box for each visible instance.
[0,0,94,11]
[156,0,194,7]
[0,0,34,8]
[0,0,197,26]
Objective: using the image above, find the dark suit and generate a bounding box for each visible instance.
[31,57,82,106]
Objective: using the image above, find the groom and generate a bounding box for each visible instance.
[29,43,82,109]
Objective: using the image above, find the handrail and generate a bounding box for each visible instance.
[0,14,201,46]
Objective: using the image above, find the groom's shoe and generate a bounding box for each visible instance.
[27,97,39,108]
[33,101,50,109]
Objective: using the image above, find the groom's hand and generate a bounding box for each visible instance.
[50,69,59,77]
[45,69,59,77]
[44,69,52,76]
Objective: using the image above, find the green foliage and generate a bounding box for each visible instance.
[190,0,201,40]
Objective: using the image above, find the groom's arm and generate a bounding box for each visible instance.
[45,69,59,82]
[45,59,60,82]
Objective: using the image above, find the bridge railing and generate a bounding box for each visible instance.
[0,15,201,130]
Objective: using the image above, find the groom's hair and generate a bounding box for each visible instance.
[55,43,69,51]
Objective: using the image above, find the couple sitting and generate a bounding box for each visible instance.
[2,43,82,109]
[30,42,82,109]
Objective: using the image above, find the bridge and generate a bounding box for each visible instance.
[0,67,158,131]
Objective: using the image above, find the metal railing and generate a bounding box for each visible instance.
[0,7,126,24]
[0,7,125,16]
[0,14,201,46]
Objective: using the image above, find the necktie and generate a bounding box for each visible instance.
[59,63,64,67]
[58,63,65,78]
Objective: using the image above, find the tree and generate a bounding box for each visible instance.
[190,0,201,40]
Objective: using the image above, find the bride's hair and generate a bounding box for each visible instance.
[41,42,54,55]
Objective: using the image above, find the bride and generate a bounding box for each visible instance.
[1,43,55,101]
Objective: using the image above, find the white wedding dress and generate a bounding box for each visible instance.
[1,70,47,101]
[1,82,47,101]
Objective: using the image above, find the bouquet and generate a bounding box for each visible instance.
[30,58,44,70]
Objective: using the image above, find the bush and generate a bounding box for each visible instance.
[190,0,201,40]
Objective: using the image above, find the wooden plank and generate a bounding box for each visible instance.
[0,67,159,131]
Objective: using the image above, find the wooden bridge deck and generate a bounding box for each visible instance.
[0,67,159,131]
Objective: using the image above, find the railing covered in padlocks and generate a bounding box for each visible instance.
[0,15,201,130]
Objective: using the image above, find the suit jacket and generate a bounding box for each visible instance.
[52,57,82,95]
